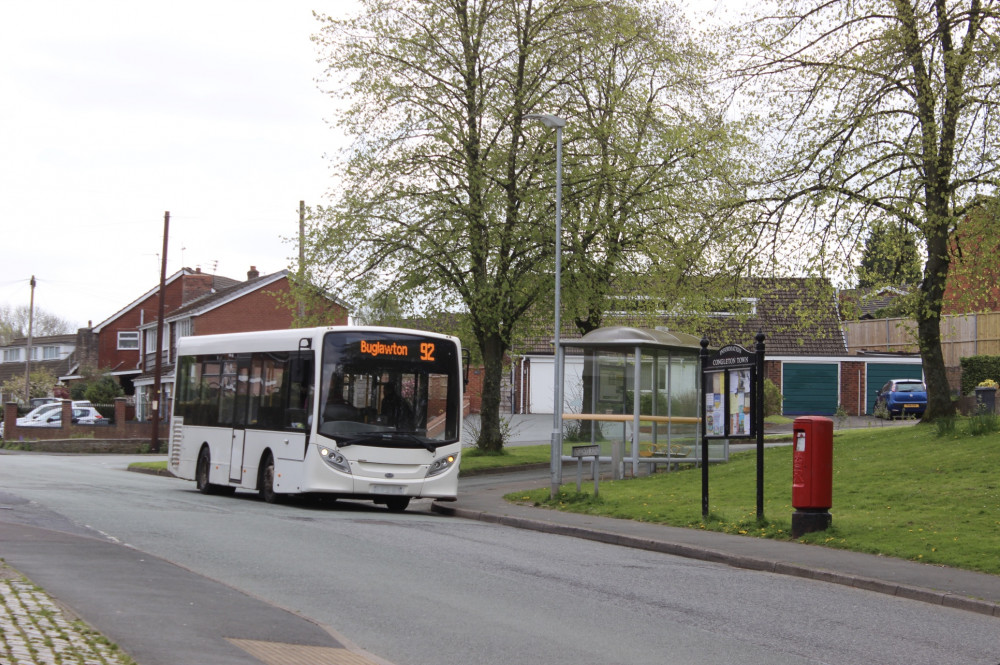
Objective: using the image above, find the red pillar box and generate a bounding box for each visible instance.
[791,416,833,537]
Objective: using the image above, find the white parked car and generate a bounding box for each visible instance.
[16,403,100,428]
[1,400,96,437]
[16,400,93,426]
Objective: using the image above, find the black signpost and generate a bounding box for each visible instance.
[700,333,766,519]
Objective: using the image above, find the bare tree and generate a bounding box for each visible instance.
[0,304,75,346]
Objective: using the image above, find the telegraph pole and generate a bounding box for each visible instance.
[23,276,36,404]
[298,200,306,321]
[151,212,169,453]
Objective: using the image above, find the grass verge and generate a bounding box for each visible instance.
[509,422,1000,575]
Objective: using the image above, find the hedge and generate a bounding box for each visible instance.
[960,355,1000,395]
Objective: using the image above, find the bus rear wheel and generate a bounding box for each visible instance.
[196,448,215,494]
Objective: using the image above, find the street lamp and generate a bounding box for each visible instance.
[526,113,566,499]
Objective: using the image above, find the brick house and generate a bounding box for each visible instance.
[514,278,921,417]
[90,267,241,396]
[132,266,350,419]
[0,330,97,403]
[943,204,1000,315]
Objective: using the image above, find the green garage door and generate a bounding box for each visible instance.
[782,363,839,415]
[866,363,924,414]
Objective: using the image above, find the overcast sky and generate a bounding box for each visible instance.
[0,1,357,329]
[0,0,729,332]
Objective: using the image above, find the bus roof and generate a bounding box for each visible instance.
[175,325,461,356]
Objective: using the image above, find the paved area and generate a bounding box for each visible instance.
[0,520,381,665]
[0,564,130,664]
[1,413,996,665]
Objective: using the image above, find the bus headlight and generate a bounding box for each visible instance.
[426,453,457,478]
[319,447,352,474]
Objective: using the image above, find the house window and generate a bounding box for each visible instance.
[175,319,192,340]
[3,348,21,363]
[43,346,60,360]
[145,330,157,354]
[118,331,140,350]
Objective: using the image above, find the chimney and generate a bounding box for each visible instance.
[182,270,215,304]
[247,266,260,280]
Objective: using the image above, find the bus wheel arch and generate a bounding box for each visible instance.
[197,444,235,496]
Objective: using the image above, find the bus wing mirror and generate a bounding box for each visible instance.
[462,348,471,386]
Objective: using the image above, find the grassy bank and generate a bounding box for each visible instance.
[511,422,1000,575]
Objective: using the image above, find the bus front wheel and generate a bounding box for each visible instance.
[259,453,282,504]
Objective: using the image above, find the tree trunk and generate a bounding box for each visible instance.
[476,332,506,452]
[916,214,956,422]
[574,310,603,440]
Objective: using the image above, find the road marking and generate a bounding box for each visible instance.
[228,638,384,665]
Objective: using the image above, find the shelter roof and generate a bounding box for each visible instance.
[561,326,703,352]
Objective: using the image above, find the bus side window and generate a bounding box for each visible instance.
[218,360,237,426]
[284,354,314,430]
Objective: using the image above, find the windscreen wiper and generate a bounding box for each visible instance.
[338,432,437,453]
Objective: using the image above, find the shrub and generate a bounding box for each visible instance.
[83,376,124,404]
[960,355,1000,394]
[763,378,782,417]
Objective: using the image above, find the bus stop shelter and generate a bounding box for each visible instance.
[560,326,710,479]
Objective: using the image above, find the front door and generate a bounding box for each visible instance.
[229,356,252,483]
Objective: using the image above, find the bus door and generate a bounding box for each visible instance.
[229,356,253,483]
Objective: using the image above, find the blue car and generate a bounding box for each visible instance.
[875,379,927,418]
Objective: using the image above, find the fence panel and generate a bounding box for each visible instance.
[845,312,1000,365]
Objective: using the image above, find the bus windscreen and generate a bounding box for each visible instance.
[319,331,460,447]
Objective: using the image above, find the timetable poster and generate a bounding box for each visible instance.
[705,371,725,436]
[729,368,752,436]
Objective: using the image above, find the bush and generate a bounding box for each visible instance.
[960,355,1000,394]
[83,376,124,404]
[763,378,782,417]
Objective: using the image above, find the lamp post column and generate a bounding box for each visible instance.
[525,112,567,499]
[551,121,564,498]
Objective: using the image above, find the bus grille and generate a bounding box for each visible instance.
[169,418,183,468]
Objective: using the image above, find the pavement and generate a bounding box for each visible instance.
[0,413,997,665]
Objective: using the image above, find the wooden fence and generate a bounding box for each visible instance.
[844,312,1000,365]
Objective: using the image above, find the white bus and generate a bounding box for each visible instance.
[169,326,466,511]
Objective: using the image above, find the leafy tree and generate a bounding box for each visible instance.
[312,1,633,450]
[535,1,749,434]
[858,221,923,289]
[553,2,750,335]
[0,304,75,346]
[1,368,58,404]
[728,0,1000,420]
[309,0,743,449]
